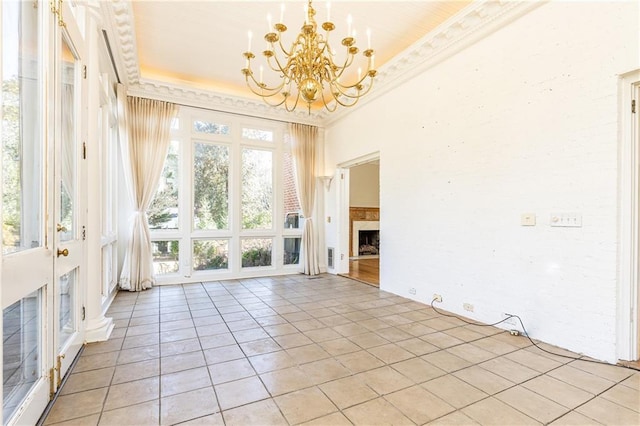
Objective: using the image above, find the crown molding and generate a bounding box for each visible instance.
[103,0,544,127]
[319,0,546,126]
[127,80,322,125]
[101,0,139,85]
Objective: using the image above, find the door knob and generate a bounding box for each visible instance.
[56,224,67,232]
[57,248,69,257]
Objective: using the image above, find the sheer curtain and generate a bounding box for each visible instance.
[289,123,320,275]
[117,84,178,291]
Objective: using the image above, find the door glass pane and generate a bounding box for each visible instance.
[193,142,229,230]
[241,238,272,268]
[193,239,228,271]
[148,140,180,229]
[152,240,180,275]
[59,36,77,242]
[284,237,301,265]
[3,289,41,424]
[242,149,273,230]
[2,1,42,254]
[58,269,77,350]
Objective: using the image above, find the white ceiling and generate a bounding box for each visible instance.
[127,1,472,102]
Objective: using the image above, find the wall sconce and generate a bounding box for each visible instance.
[319,175,334,190]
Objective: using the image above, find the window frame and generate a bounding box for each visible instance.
[148,107,303,283]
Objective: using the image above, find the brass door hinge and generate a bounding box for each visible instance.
[83,65,87,79]
[56,354,66,387]
[49,367,56,400]
[82,142,86,159]
[632,99,636,114]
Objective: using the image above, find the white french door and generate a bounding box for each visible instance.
[1,1,86,424]
[1,1,51,423]
[52,0,86,390]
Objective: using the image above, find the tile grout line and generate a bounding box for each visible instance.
[46,276,640,425]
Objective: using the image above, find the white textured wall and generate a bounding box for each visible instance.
[350,163,380,207]
[324,1,639,361]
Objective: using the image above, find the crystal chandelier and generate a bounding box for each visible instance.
[242,0,377,113]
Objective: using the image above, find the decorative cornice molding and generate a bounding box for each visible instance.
[102,0,139,85]
[127,80,322,125]
[105,0,544,126]
[319,0,546,126]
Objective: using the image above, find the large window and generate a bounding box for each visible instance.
[193,141,229,230]
[148,140,180,230]
[242,148,272,230]
[147,108,302,281]
[2,0,42,255]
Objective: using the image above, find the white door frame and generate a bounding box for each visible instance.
[618,69,640,362]
[336,151,380,276]
[52,0,87,383]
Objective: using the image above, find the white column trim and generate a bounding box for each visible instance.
[617,69,640,361]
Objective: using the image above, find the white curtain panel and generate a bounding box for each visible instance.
[289,123,320,275]
[117,84,178,291]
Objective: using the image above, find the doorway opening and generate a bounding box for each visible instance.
[343,159,380,287]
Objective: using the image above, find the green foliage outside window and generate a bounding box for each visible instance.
[2,79,21,251]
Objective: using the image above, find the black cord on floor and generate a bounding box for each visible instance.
[430,298,634,369]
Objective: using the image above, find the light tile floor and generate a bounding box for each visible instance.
[42,274,640,425]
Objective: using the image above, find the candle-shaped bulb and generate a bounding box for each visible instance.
[267,13,272,32]
[280,3,285,23]
[367,28,371,49]
[347,14,352,36]
[352,29,357,40]
[248,30,252,52]
[326,1,331,22]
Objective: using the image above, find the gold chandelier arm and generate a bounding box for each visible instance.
[330,75,373,100]
[265,52,292,77]
[320,89,340,112]
[244,72,287,98]
[276,35,296,57]
[283,90,303,112]
[331,52,357,82]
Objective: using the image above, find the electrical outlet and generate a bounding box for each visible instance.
[463,303,474,312]
[409,288,416,295]
[432,294,442,303]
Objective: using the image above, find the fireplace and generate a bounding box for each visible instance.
[358,230,380,256]
[352,220,379,257]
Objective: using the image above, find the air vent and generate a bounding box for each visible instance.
[327,247,335,269]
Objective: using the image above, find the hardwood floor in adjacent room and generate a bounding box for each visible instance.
[345,257,379,287]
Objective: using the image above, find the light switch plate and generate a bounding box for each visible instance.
[550,213,582,227]
[521,213,536,226]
